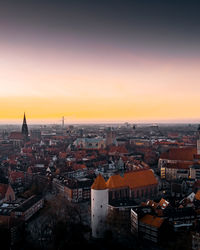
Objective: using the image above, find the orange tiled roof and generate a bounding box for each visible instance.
[160,147,197,161]
[195,190,200,201]
[109,145,128,154]
[91,174,107,190]
[106,169,158,189]
[140,214,164,228]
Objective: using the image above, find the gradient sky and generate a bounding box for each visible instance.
[1,0,200,124]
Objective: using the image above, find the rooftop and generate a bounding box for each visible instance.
[91,174,107,190]
[160,147,197,161]
[13,195,43,212]
[140,214,164,228]
[106,169,158,189]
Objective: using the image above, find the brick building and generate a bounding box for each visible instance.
[106,169,158,201]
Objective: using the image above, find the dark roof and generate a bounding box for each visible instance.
[163,207,196,218]
[13,195,43,212]
[191,164,200,169]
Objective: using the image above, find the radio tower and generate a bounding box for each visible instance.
[62,116,65,129]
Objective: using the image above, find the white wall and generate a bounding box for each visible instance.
[91,188,108,238]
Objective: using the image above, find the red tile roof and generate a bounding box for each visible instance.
[9,171,24,182]
[164,162,192,169]
[160,147,197,161]
[9,132,24,140]
[106,169,158,189]
[195,190,200,201]
[73,164,87,171]
[22,147,33,153]
[109,145,128,154]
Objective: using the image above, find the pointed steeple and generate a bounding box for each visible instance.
[91,174,107,190]
[23,112,27,124]
[22,112,29,139]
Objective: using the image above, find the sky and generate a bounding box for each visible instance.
[0,0,200,124]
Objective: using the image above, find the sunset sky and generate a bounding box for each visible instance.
[1,0,200,124]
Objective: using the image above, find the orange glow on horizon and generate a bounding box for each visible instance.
[1,39,200,124]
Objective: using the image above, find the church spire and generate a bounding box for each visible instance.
[22,113,29,139]
[23,112,27,124]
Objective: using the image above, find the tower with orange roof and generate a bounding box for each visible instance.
[91,174,108,238]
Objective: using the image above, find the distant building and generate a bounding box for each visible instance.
[9,132,24,147]
[30,130,41,140]
[9,113,29,146]
[21,113,29,140]
[73,137,106,149]
[105,127,117,147]
[11,195,44,221]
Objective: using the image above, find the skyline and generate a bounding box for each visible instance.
[1,1,200,123]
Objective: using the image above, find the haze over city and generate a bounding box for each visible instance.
[2,1,200,250]
[1,0,200,124]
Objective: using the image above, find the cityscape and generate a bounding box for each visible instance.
[1,1,200,250]
[1,115,200,249]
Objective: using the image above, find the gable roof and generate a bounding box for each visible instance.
[106,169,158,189]
[160,147,197,161]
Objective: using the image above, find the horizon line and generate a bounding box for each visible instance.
[0,119,200,126]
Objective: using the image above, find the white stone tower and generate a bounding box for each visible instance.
[91,174,108,238]
[197,125,200,155]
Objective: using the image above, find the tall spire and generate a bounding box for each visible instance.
[22,112,29,139]
[23,112,27,124]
